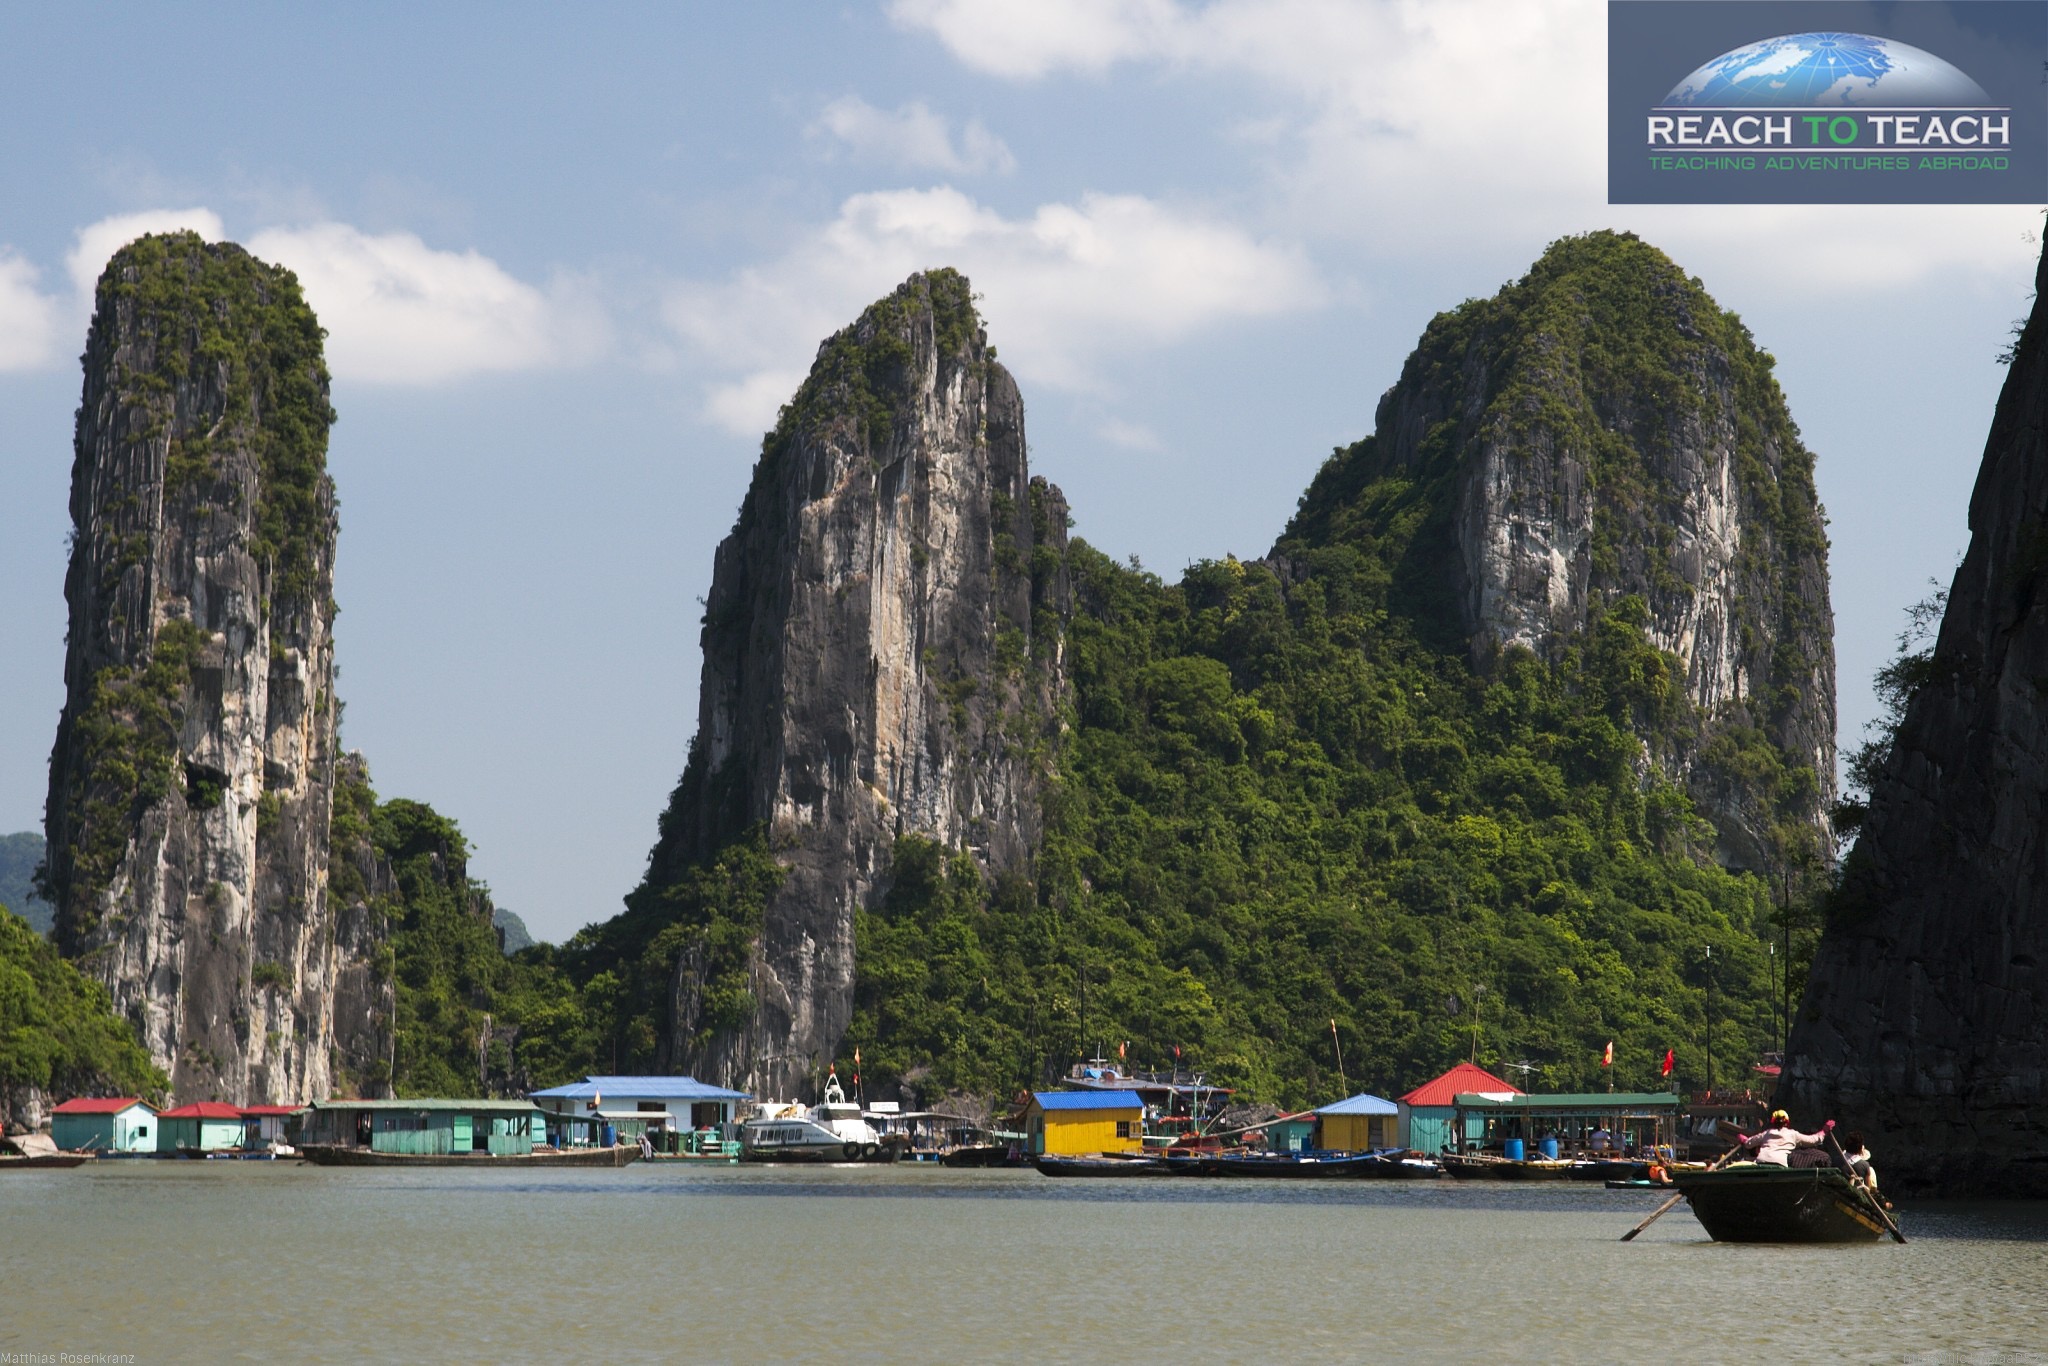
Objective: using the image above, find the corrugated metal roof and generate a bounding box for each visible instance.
[1398,1063,1523,1107]
[528,1075,750,1102]
[159,1102,245,1120]
[51,1097,150,1115]
[1031,1090,1143,1112]
[1315,1092,1398,1116]
[303,1098,543,1113]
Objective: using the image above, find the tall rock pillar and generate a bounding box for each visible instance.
[638,269,1070,1099]
[1784,242,2048,1195]
[42,232,361,1104]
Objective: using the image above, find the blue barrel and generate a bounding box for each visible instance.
[1540,1137,1560,1159]
[600,1122,615,1148]
[1503,1138,1525,1161]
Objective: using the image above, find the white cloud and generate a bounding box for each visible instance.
[893,0,2042,290]
[888,0,1180,79]
[1099,417,1164,451]
[66,207,227,297]
[245,223,606,386]
[811,96,1016,175]
[0,252,60,371]
[45,211,604,387]
[665,186,1319,434]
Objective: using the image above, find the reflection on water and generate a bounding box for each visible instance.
[3,1162,2043,1363]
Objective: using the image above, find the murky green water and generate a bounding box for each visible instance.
[3,1161,2043,1363]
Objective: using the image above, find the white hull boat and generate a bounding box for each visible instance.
[739,1074,898,1163]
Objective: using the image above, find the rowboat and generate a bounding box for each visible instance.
[1034,1154,1168,1177]
[0,1152,92,1171]
[1673,1164,1892,1243]
[1205,1149,1443,1179]
[1440,1151,1573,1180]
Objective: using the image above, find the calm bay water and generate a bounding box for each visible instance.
[4,1162,2044,1363]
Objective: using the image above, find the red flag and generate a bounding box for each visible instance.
[1661,1048,1675,1078]
[1118,1041,1126,1061]
[1601,1041,1614,1068]
[1173,1044,1181,1059]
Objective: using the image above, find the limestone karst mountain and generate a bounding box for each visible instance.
[618,236,1824,1106]
[39,233,391,1104]
[1784,240,2048,1197]
[1281,232,1835,876]
[628,268,1071,1100]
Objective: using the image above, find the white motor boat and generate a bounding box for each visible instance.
[738,1073,896,1163]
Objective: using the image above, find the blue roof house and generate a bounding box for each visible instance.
[529,1075,751,1148]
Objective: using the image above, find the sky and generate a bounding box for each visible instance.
[0,2,2036,944]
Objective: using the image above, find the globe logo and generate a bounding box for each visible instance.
[1663,31,1991,107]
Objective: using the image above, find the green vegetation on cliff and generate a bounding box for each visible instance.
[847,541,1787,1106]
[333,763,593,1097]
[0,904,165,1101]
[105,231,336,605]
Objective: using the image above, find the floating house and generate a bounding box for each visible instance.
[297,1098,545,1156]
[1452,1090,1682,1155]
[1266,1114,1317,1153]
[1398,1063,1522,1154]
[1060,1063,1231,1139]
[1023,1090,1144,1156]
[528,1075,751,1148]
[50,1098,157,1153]
[239,1104,303,1147]
[1315,1092,1400,1152]
[157,1101,249,1154]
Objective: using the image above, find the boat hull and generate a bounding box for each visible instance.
[1675,1166,1890,1243]
[299,1144,641,1168]
[0,1154,92,1170]
[1440,1153,1572,1180]
[1206,1150,1439,1179]
[737,1144,900,1164]
[940,1144,1028,1168]
[1034,1155,1167,1177]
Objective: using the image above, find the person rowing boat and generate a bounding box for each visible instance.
[1738,1109,1833,1169]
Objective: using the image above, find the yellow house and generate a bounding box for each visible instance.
[1315,1092,1400,1153]
[1025,1090,1144,1156]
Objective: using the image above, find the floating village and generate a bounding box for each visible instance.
[1,1053,1901,1244]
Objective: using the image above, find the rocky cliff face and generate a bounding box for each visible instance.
[639,269,1070,1099]
[1783,244,2048,1196]
[1285,232,1834,871]
[40,232,373,1104]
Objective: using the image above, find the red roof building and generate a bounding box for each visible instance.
[51,1097,146,1115]
[1398,1062,1523,1108]
[158,1102,246,1120]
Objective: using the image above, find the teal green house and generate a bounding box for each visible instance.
[298,1098,544,1155]
[157,1102,250,1153]
[50,1097,157,1152]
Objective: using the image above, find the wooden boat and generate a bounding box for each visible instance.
[0,1152,92,1170]
[299,1143,642,1168]
[1439,1151,1572,1180]
[1674,1165,1891,1243]
[940,1143,1029,1168]
[1205,1149,1441,1179]
[1034,1153,1168,1177]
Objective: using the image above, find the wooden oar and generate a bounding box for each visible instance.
[1825,1126,1907,1244]
[1619,1139,1744,1241]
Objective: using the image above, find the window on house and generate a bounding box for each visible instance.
[1115,1120,1135,1139]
